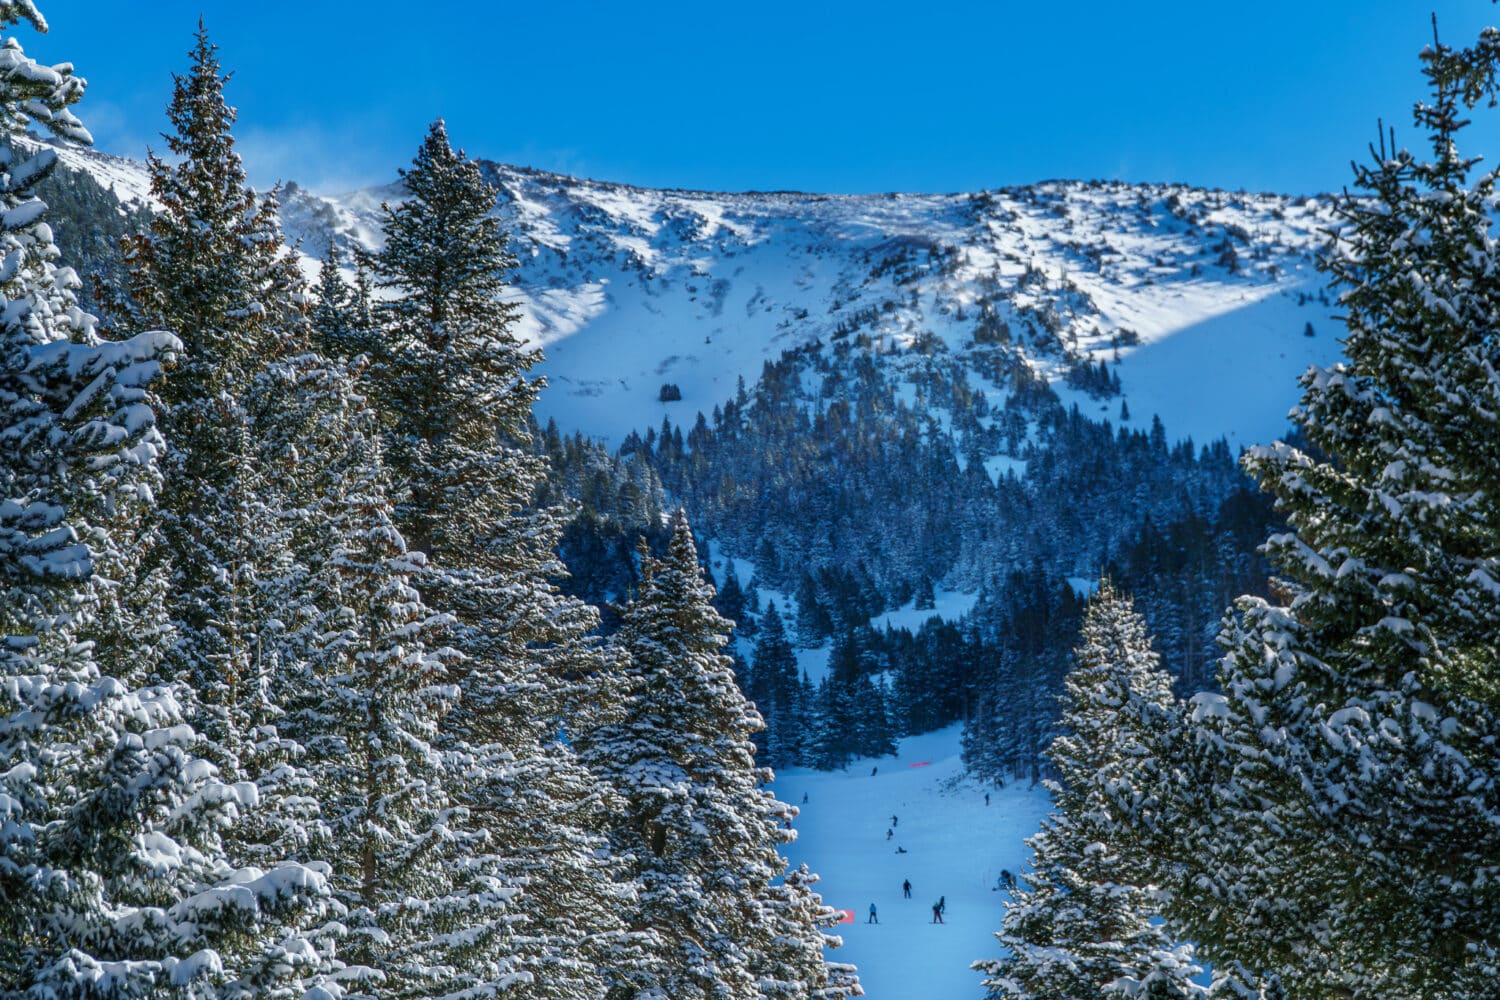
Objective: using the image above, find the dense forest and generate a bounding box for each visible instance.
[534,324,1284,776]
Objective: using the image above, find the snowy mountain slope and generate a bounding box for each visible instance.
[775,725,1052,1000]
[300,166,1343,453]
[23,137,155,206]
[36,135,1344,456]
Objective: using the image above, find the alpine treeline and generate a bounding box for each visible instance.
[979,21,1500,1000]
[0,11,856,998]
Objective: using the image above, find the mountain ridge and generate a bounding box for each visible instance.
[34,132,1343,461]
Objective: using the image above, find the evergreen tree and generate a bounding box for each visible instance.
[757,865,861,1000]
[914,574,935,611]
[102,29,389,991]
[364,118,526,560]
[0,9,326,992]
[850,675,895,760]
[1150,25,1500,997]
[284,419,523,998]
[751,602,797,711]
[309,241,377,363]
[807,675,857,771]
[108,25,313,797]
[794,572,832,647]
[366,119,633,998]
[714,561,748,627]
[975,582,1198,999]
[582,514,857,1000]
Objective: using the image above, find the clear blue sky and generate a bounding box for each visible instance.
[30,1,1500,196]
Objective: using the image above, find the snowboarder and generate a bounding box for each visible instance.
[902,879,911,898]
[895,845,907,854]
[868,903,878,924]
[931,902,943,924]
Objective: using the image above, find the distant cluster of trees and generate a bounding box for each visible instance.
[600,317,1278,777]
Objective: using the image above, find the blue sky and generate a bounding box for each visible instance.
[31,1,1500,196]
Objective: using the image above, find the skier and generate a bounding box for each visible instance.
[895,845,907,854]
[938,895,946,918]
[892,814,898,827]
[902,879,911,898]
[886,828,893,840]
[1000,869,1015,890]
[868,903,878,924]
[984,792,990,806]
[802,792,808,804]
[871,766,877,776]
[931,901,943,924]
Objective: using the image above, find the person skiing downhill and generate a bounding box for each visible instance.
[902,879,911,898]
[931,901,943,924]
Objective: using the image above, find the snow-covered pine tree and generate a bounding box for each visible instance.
[1157,24,1500,998]
[363,118,527,562]
[581,513,859,1000]
[975,581,1199,1000]
[847,674,893,760]
[757,865,862,1000]
[808,675,856,771]
[365,119,634,997]
[0,8,328,993]
[281,414,528,999]
[107,25,314,794]
[310,241,377,363]
[99,33,378,989]
[143,107,550,995]
[752,601,804,766]
[714,561,748,626]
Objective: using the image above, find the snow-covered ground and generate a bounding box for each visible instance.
[874,589,980,633]
[772,725,1052,1000]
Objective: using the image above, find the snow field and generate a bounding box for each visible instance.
[873,589,980,634]
[772,725,1052,1000]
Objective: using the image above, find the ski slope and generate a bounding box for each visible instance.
[772,725,1052,1000]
